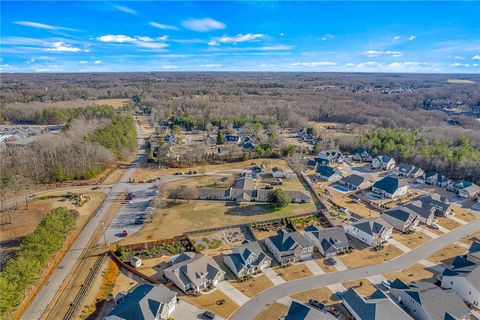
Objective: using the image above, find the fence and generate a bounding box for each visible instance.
[109,251,162,284]
[120,235,192,251]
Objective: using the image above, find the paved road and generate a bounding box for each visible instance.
[21,124,147,320]
[230,213,480,320]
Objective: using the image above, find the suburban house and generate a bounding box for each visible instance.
[468,240,480,263]
[381,207,419,232]
[225,135,242,144]
[441,256,480,308]
[264,230,314,265]
[410,193,452,217]
[307,159,318,169]
[389,279,471,320]
[315,165,342,182]
[303,225,349,257]
[417,171,450,187]
[223,241,272,279]
[447,181,480,199]
[372,155,396,170]
[372,176,408,199]
[396,163,424,178]
[344,217,393,247]
[341,288,412,320]
[285,301,336,320]
[272,167,285,178]
[352,148,374,162]
[316,149,344,164]
[339,174,372,191]
[105,284,177,320]
[164,252,225,293]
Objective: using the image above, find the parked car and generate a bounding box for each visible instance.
[174,172,183,175]
[264,184,273,189]
[309,299,325,309]
[431,223,440,230]
[327,257,337,265]
[203,311,215,319]
[122,230,128,237]
[381,280,391,289]
[129,256,142,268]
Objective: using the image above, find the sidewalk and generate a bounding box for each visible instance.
[389,238,412,253]
[216,281,250,306]
[264,268,286,285]
[304,259,325,275]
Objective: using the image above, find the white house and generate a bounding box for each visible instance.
[272,167,285,178]
[223,241,272,279]
[344,217,393,247]
[265,231,313,265]
[303,225,349,257]
[315,165,342,182]
[371,155,396,170]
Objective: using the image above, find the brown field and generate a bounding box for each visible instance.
[122,200,316,243]
[229,275,274,297]
[461,232,480,245]
[254,303,289,320]
[452,205,476,222]
[182,290,239,319]
[427,244,468,265]
[340,244,403,268]
[393,231,433,249]
[332,197,379,219]
[165,175,235,189]
[275,263,313,281]
[385,263,435,283]
[436,216,461,230]
[342,279,376,296]
[315,257,339,273]
[290,287,338,305]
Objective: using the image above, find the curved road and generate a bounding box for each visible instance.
[230,212,480,320]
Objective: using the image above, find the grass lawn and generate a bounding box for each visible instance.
[182,290,239,319]
[385,263,435,283]
[461,232,480,245]
[275,263,313,281]
[290,287,338,305]
[340,244,404,268]
[228,275,274,297]
[436,216,461,230]
[452,205,476,222]
[165,175,234,189]
[314,257,339,273]
[342,279,376,296]
[392,231,432,249]
[427,244,468,265]
[332,197,379,219]
[254,303,289,320]
[124,200,316,242]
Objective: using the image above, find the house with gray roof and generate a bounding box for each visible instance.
[390,279,470,320]
[285,301,336,320]
[372,155,396,170]
[417,171,450,187]
[409,193,452,217]
[223,241,272,279]
[264,230,313,265]
[382,206,419,232]
[105,283,177,320]
[164,253,225,293]
[303,225,349,257]
[315,165,342,182]
[352,148,374,162]
[396,163,424,178]
[306,159,318,169]
[447,181,480,199]
[344,217,393,247]
[467,240,480,263]
[338,174,372,191]
[372,176,408,199]
[317,149,343,164]
[342,287,412,320]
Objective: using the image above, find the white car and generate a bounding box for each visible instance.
[129,256,142,268]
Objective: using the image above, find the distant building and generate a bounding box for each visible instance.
[344,217,393,247]
[265,230,313,265]
[338,174,372,191]
[303,225,349,257]
[372,176,408,199]
[316,149,343,164]
[371,155,396,170]
[352,148,374,162]
[382,207,419,232]
[447,181,480,199]
[223,241,272,279]
[315,165,342,182]
[272,167,285,178]
[396,163,424,178]
[225,135,242,144]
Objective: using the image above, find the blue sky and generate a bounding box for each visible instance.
[1,1,479,73]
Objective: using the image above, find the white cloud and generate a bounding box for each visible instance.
[280,33,285,36]
[344,63,356,67]
[450,63,471,67]
[472,54,480,61]
[45,42,83,52]
[355,61,380,68]
[113,5,137,15]
[94,60,102,64]
[208,33,265,46]
[393,36,401,40]
[199,64,223,68]
[363,50,403,57]
[182,18,226,32]
[79,61,88,64]
[409,35,416,41]
[96,34,168,50]
[258,45,293,51]
[320,34,335,41]
[14,21,76,31]
[97,35,137,43]
[292,61,338,67]
[149,22,179,30]
[136,42,169,49]
[161,65,178,69]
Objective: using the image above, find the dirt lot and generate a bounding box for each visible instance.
[452,205,476,222]
[182,289,239,319]
[436,216,461,230]
[165,175,235,189]
[339,242,404,268]
[290,287,338,305]
[290,215,323,232]
[393,231,433,249]
[253,302,289,320]
[342,279,376,296]
[229,275,274,297]
[331,197,379,219]
[135,256,171,282]
[275,263,313,281]
[427,244,468,265]
[461,232,480,245]
[315,256,339,273]
[385,263,435,283]
[123,200,315,243]
[190,228,248,255]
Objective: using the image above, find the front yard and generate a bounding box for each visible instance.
[339,242,403,268]
[426,244,467,265]
[228,275,274,297]
[274,263,313,281]
[392,231,433,249]
[342,279,377,296]
[384,263,435,283]
[290,287,338,305]
[181,289,239,319]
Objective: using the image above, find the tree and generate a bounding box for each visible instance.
[216,131,225,145]
[267,189,291,209]
[281,145,297,157]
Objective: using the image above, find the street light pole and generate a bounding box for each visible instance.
[101,221,107,246]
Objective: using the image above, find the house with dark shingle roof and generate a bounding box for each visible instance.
[417,171,451,187]
[164,253,225,293]
[468,240,480,263]
[339,174,372,191]
[284,301,336,320]
[223,241,272,279]
[342,287,412,320]
[382,206,419,232]
[303,225,349,257]
[372,176,408,199]
[317,149,344,164]
[396,163,424,178]
[264,230,313,265]
[447,181,480,199]
[372,155,396,170]
[315,165,342,182]
[390,279,470,320]
[352,148,374,162]
[344,217,393,247]
[105,284,177,320]
[306,159,318,170]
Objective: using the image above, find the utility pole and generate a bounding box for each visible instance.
[101,221,107,246]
